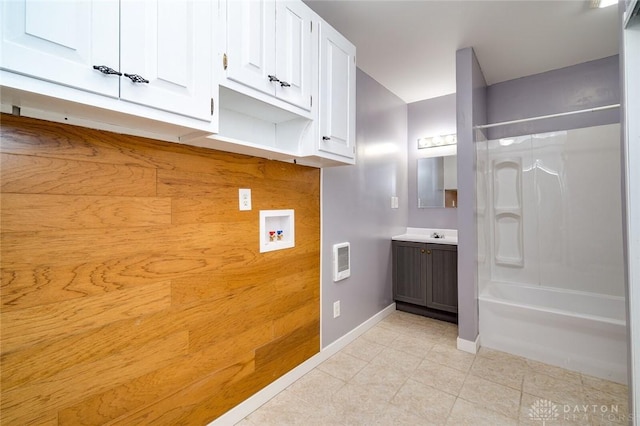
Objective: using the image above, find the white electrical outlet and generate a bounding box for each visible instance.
[333,301,341,318]
[391,196,399,209]
[239,188,251,211]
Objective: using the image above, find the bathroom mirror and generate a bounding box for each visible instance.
[417,155,458,208]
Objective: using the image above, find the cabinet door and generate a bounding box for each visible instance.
[318,20,356,159]
[120,0,213,121]
[274,1,312,111]
[226,0,276,97]
[393,241,427,306]
[0,0,119,97]
[426,245,458,313]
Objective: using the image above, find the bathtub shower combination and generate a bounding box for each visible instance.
[476,123,627,384]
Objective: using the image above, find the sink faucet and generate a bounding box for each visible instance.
[431,232,444,239]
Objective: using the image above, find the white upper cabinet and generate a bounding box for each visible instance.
[318,20,356,160]
[226,0,276,96]
[1,0,214,128]
[120,0,213,121]
[224,0,313,112]
[0,0,120,97]
[274,1,312,109]
[213,3,356,167]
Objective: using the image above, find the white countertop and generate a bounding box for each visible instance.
[392,227,458,245]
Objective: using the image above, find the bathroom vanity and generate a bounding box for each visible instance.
[392,228,458,323]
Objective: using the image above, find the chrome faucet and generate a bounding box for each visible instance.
[431,232,444,239]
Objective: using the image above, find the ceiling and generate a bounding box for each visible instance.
[304,0,620,104]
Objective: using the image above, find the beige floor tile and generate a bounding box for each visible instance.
[341,336,386,362]
[414,358,467,396]
[446,397,517,425]
[317,351,368,381]
[525,358,583,385]
[239,312,630,426]
[369,346,423,375]
[286,369,345,405]
[434,334,460,349]
[391,378,457,423]
[469,353,526,390]
[329,382,392,425]
[380,310,421,326]
[379,312,449,340]
[436,333,458,347]
[583,386,630,426]
[520,392,587,426]
[401,322,447,342]
[392,332,439,358]
[523,370,585,407]
[437,325,459,342]
[350,362,410,399]
[459,374,521,419]
[426,342,476,372]
[409,315,451,332]
[248,389,340,426]
[415,315,451,329]
[374,403,440,425]
[378,319,438,342]
[520,391,627,426]
[581,374,628,400]
[361,324,401,347]
[477,346,527,363]
[590,411,633,426]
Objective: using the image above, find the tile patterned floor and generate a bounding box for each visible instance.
[237,310,629,425]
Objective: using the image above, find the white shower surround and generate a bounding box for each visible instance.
[476,123,627,383]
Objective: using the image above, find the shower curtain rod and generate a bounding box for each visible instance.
[473,104,620,130]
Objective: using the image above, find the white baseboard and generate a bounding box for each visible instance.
[457,334,480,354]
[210,303,396,426]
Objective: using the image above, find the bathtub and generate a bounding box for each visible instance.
[479,281,628,384]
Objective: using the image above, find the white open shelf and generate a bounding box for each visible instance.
[259,209,295,253]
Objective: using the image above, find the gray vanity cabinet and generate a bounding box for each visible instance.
[392,240,458,322]
[426,244,458,313]
[392,241,428,306]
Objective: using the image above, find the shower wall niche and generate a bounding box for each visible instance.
[493,158,523,267]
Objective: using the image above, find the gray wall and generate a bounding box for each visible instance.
[407,94,457,229]
[487,55,620,139]
[456,47,487,343]
[321,68,408,347]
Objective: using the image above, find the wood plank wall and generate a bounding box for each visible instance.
[0,114,320,425]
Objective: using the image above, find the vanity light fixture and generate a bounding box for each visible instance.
[418,133,457,149]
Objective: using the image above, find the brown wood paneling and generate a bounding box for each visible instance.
[58,325,271,425]
[0,114,320,425]
[273,301,320,338]
[109,354,256,426]
[0,243,260,311]
[1,281,173,353]
[0,193,172,232]
[255,320,319,367]
[170,251,317,305]
[255,320,320,379]
[2,331,190,425]
[0,152,157,196]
